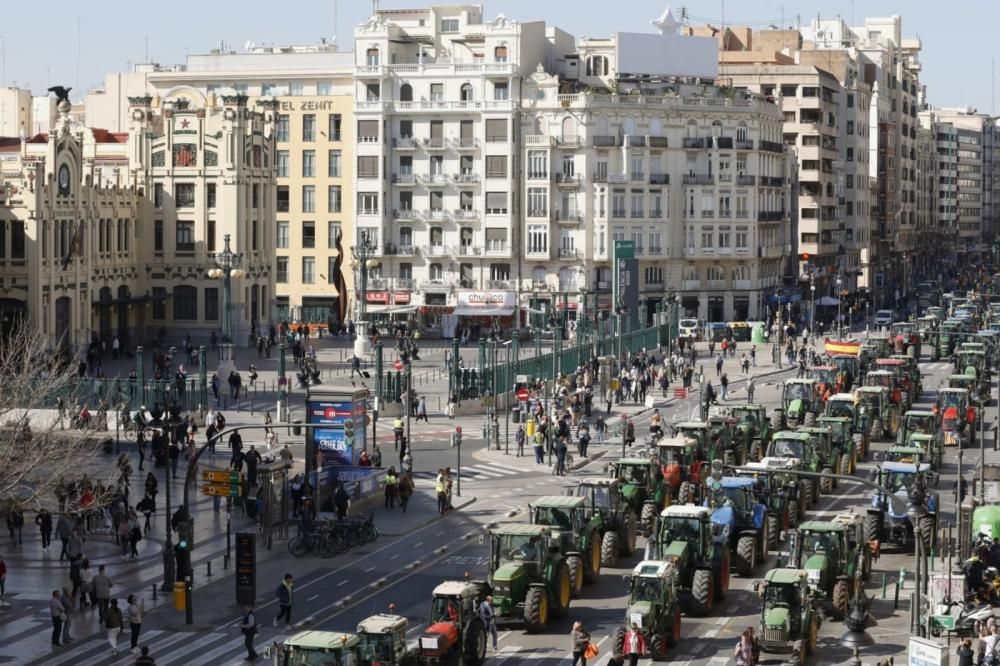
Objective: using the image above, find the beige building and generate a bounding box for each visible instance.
[0,87,32,138]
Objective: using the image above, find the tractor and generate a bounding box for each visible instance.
[787,513,871,620]
[718,404,772,462]
[935,387,974,448]
[265,631,363,666]
[357,613,419,666]
[949,372,985,405]
[864,369,909,413]
[421,580,490,665]
[608,458,666,537]
[855,385,900,441]
[955,349,989,395]
[897,410,937,446]
[864,462,939,554]
[775,379,820,429]
[739,456,805,542]
[574,477,638,568]
[829,354,860,393]
[877,357,921,405]
[884,444,928,466]
[528,496,603,596]
[754,569,822,662]
[917,316,940,360]
[938,319,967,358]
[655,435,708,506]
[613,561,683,660]
[646,505,731,616]
[796,426,841,493]
[817,415,858,474]
[808,365,841,397]
[487,524,572,633]
[902,433,943,471]
[766,431,826,506]
[704,475,770,576]
[825,392,870,459]
[672,420,742,467]
[890,321,922,358]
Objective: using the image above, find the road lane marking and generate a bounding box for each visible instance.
[307,594,319,601]
[337,580,347,586]
[364,566,376,573]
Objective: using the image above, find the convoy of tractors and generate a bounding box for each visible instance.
[262,290,1000,665]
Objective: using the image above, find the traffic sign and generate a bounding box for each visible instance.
[516,388,530,401]
[515,374,528,384]
[202,484,238,497]
[393,359,404,371]
[931,615,955,631]
[202,470,236,484]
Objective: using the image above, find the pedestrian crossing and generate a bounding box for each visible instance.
[412,461,534,482]
[923,362,956,373]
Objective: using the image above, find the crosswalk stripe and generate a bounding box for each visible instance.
[472,464,522,476]
[108,630,190,666]
[185,635,250,665]
[45,629,169,666]
[154,631,231,665]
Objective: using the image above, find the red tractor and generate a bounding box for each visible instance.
[420,580,490,665]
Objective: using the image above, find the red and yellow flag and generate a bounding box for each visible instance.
[824,338,861,356]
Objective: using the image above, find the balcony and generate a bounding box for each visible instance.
[424,209,449,222]
[649,246,663,254]
[718,174,732,183]
[393,137,417,150]
[682,280,701,290]
[424,245,452,257]
[527,171,549,181]
[708,279,726,290]
[558,248,582,260]
[421,138,447,150]
[760,140,783,153]
[420,278,456,289]
[700,210,714,219]
[452,137,480,150]
[607,173,627,184]
[527,209,550,219]
[624,135,645,147]
[736,175,756,186]
[649,174,669,185]
[556,173,582,187]
[734,280,752,290]
[592,173,608,183]
[683,174,714,185]
[357,208,380,217]
[683,137,706,149]
[700,247,716,255]
[758,211,785,222]
[735,139,755,150]
[487,279,515,289]
[648,136,669,148]
[525,135,556,147]
[718,247,734,256]
[453,173,480,185]
[396,245,415,256]
[458,245,482,256]
[392,173,416,185]
[393,208,416,220]
[631,211,645,219]
[555,211,583,224]
[683,247,697,257]
[396,278,416,290]
[484,244,509,256]
[735,247,751,256]
[453,208,479,221]
[761,176,785,187]
[419,173,450,185]
[368,277,389,289]
[592,135,618,148]
[649,209,663,219]
[629,172,645,182]
[719,210,732,219]
[736,211,750,219]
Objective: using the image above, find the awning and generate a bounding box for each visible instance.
[454,306,515,317]
[367,304,419,315]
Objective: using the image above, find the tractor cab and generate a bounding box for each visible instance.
[935,388,973,443]
[898,410,936,444]
[655,437,706,505]
[864,370,905,408]
[530,496,586,541]
[755,569,818,658]
[808,366,840,395]
[885,445,925,465]
[829,355,860,392]
[356,614,413,666]
[267,632,361,666]
[424,580,490,662]
[767,431,813,463]
[779,379,820,428]
[575,477,622,518]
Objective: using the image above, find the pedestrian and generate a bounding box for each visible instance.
[50,590,65,647]
[720,373,729,401]
[273,574,294,630]
[515,424,526,457]
[93,564,113,622]
[747,375,756,404]
[36,508,53,549]
[715,353,724,377]
[135,645,156,665]
[571,620,592,666]
[103,597,124,656]
[245,445,262,486]
[554,437,568,476]
[371,443,383,468]
[0,555,5,602]
[479,595,498,651]
[416,396,428,422]
[435,470,447,514]
[750,345,757,367]
[60,584,74,643]
[447,390,457,419]
[137,494,155,533]
[985,624,1000,666]
[128,520,142,560]
[578,427,590,458]
[69,556,84,599]
[56,513,71,560]
[384,467,399,509]
[127,594,144,652]
[623,622,647,666]
[958,638,974,666]
[240,604,259,661]
[350,354,361,378]
[334,483,349,521]
[533,428,545,464]
[66,528,83,562]
[6,506,23,545]
[398,471,415,513]
[79,558,94,607]
[733,627,756,666]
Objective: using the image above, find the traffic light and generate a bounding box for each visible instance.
[174,535,191,581]
[454,426,462,449]
[800,252,811,261]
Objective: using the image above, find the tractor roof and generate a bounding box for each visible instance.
[907,434,934,442]
[904,410,935,417]
[661,504,711,520]
[939,388,969,395]
[432,581,484,597]
[532,496,585,510]
[719,476,756,489]
[798,520,846,533]
[773,431,813,441]
[856,386,887,394]
[817,416,850,423]
[881,461,933,474]
[765,568,808,585]
[676,421,708,429]
[829,393,855,402]
[357,614,408,634]
[757,456,799,469]
[632,560,677,579]
[785,378,815,385]
[866,370,894,376]
[797,426,832,435]
[875,359,906,366]
[284,631,360,650]
[577,477,619,489]
[888,446,925,455]
[949,374,975,381]
[617,458,654,466]
[491,523,551,537]
[657,437,697,449]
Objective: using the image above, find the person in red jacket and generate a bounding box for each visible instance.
[623,623,647,666]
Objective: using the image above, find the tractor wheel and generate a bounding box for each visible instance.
[750,439,763,462]
[864,513,881,545]
[641,503,658,539]
[567,555,584,598]
[551,561,572,617]
[871,418,883,442]
[678,481,692,505]
[613,626,626,655]
[838,453,851,478]
[832,579,850,620]
[767,514,780,550]
[584,537,601,583]
[798,482,812,511]
[666,607,681,648]
[805,412,817,427]
[907,345,917,359]
[788,500,801,527]
[853,433,866,460]
[715,553,731,600]
[462,618,487,666]
[601,530,620,568]
[737,535,756,576]
[622,510,638,555]
[523,586,549,633]
[690,568,714,616]
[917,515,935,553]
[820,467,834,495]
[649,633,667,661]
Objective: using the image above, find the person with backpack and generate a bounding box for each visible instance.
[273,574,294,630]
[239,604,258,661]
[398,472,415,513]
[105,598,124,656]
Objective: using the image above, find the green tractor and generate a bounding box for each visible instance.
[897,410,937,446]
[949,372,986,405]
[855,385,900,441]
[903,433,944,471]
[739,456,806,543]
[646,505,731,616]
[816,415,858,475]
[890,321,922,358]
[917,316,940,361]
[775,379,820,430]
[608,458,666,537]
[710,404,771,462]
[825,392,870,459]
[787,513,872,619]
[754,569,821,662]
[795,426,842,494]
[613,560,683,660]
[672,420,743,466]
[528,496,604,596]
[766,431,828,506]
[487,524,572,633]
[574,477,638,568]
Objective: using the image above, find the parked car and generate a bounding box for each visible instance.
[874,310,894,327]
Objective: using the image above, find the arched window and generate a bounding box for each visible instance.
[494,45,508,62]
[736,123,748,142]
[399,83,413,102]
[173,285,197,320]
[429,263,443,280]
[460,83,473,101]
[711,119,723,137]
[366,48,380,66]
[561,117,577,142]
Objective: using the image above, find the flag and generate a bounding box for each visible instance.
[61,220,84,270]
[824,338,861,356]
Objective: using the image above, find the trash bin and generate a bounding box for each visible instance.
[292,419,303,436]
[751,325,766,344]
[511,407,520,423]
[173,581,186,611]
[526,420,536,437]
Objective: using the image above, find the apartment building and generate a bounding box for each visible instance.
[0,87,33,138]
[87,45,355,326]
[914,119,939,275]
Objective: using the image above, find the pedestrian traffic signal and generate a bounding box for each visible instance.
[800,252,810,261]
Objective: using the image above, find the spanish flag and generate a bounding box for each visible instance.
[824,338,861,356]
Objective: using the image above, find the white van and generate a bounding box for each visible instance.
[678,318,701,340]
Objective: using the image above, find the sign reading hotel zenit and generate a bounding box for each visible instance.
[279,100,337,111]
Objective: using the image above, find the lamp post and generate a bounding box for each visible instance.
[351,235,378,358]
[836,275,843,337]
[207,234,245,379]
[809,273,816,336]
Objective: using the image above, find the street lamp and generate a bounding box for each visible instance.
[351,235,378,358]
[207,234,245,378]
[836,275,843,337]
[809,274,816,336]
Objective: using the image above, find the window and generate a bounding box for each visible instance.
[460,191,473,211]
[290,82,304,96]
[486,119,507,142]
[846,147,854,162]
[528,188,548,217]
[735,227,748,248]
[430,155,444,176]
[701,227,714,248]
[204,288,219,321]
[358,120,379,142]
[399,119,413,138]
[207,219,216,252]
[173,286,197,320]
[276,222,290,249]
[612,192,626,218]
[154,183,164,208]
[328,186,342,213]
[494,45,508,62]
[276,115,290,142]
[430,227,444,247]
[493,82,509,101]
[586,55,609,76]
[399,263,412,280]
[318,82,332,96]
[429,263,443,280]
[718,226,731,248]
[399,226,413,248]
[441,18,459,32]
[527,151,547,178]
[302,114,315,141]
[485,192,508,214]
[358,192,379,215]
[300,185,315,213]
[328,222,341,249]
[175,184,194,208]
[630,193,644,218]
[154,220,163,252]
[358,155,379,179]
[430,83,444,102]
[276,257,289,283]
[206,183,216,209]
[328,114,341,141]
[175,221,194,252]
[366,48,379,66]
[460,83,473,101]
[277,186,289,212]
[648,231,662,251]
[490,263,511,280]
[460,155,473,175]
[562,155,575,177]
[645,266,663,284]
[302,257,315,283]
[252,184,260,209]
[486,155,507,178]
[328,150,341,177]
[527,225,548,253]
[301,221,315,248]
[430,191,444,212]
[302,150,315,177]
[366,83,380,101]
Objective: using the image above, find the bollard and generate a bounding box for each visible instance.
[224,554,230,570]
[207,561,213,577]
[894,575,902,610]
[250,397,254,416]
[152,584,158,601]
[881,572,887,599]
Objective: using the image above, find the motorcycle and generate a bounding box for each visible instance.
[931,598,999,637]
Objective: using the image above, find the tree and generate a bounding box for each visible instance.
[0,327,118,515]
